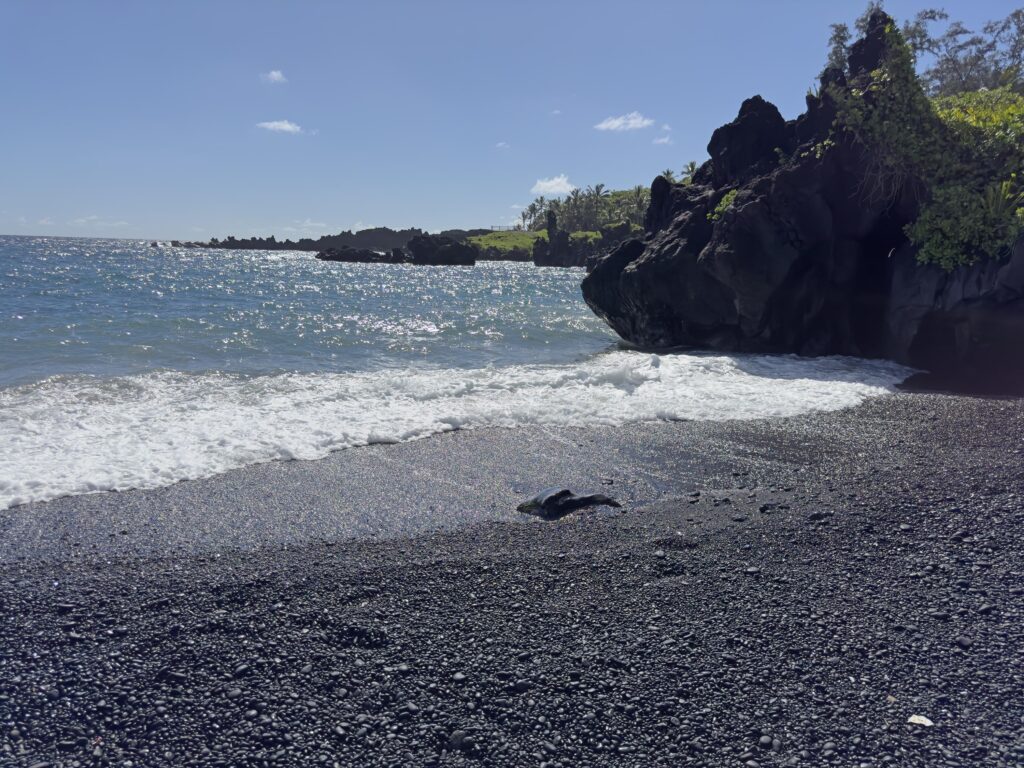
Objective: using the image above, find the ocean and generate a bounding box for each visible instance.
[0,235,910,509]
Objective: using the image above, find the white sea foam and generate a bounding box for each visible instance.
[0,351,909,509]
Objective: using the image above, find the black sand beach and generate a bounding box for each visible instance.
[2,391,1023,767]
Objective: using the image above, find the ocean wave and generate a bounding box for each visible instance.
[0,351,910,509]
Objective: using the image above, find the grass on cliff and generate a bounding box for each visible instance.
[467,231,545,253]
[467,230,603,254]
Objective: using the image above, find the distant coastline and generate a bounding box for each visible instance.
[168,226,488,253]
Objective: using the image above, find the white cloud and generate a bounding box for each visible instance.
[662,123,672,132]
[295,218,327,228]
[653,135,673,145]
[496,141,510,149]
[551,109,561,115]
[509,203,523,209]
[257,120,303,134]
[261,70,287,84]
[531,174,576,196]
[69,214,128,228]
[594,111,655,131]
[282,218,333,234]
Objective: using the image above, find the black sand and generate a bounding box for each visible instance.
[2,392,1023,767]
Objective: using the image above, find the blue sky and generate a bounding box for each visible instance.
[0,0,1013,239]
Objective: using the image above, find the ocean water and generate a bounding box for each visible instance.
[0,236,910,509]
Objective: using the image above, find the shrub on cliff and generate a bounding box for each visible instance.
[828,16,1024,269]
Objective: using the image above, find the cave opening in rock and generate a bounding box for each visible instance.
[852,206,910,356]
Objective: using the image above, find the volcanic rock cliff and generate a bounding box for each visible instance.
[582,11,1024,393]
[316,235,477,266]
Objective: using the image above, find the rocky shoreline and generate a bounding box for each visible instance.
[2,392,1022,767]
[582,12,1024,394]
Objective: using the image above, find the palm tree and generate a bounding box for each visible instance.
[526,202,539,229]
[661,169,678,183]
[567,188,584,231]
[681,161,699,184]
[630,185,648,225]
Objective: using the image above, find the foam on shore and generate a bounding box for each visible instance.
[0,351,909,509]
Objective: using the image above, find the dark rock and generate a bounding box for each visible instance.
[405,234,476,266]
[581,11,1024,394]
[315,246,405,264]
[516,488,621,520]
[707,96,789,187]
[534,211,635,269]
[533,228,577,267]
[848,10,891,76]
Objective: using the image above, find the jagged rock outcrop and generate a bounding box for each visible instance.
[533,217,637,269]
[477,245,532,262]
[582,10,1023,393]
[533,229,575,267]
[316,246,405,264]
[405,235,477,266]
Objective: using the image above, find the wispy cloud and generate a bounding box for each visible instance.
[531,174,576,196]
[509,203,523,209]
[653,135,673,145]
[257,120,303,134]
[496,141,510,149]
[37,217,54,226]
[261,70,287,84]
[282,217,331,234]
[70,215,129,228]
[551,109,561,115]
[661,124,672,132]
[594,111,655,131]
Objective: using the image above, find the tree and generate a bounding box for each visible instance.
[826,24,851,72]
[660,169,678,183]
[681,161,699,184]
[629,185,648,225]
[826,5,1024,96]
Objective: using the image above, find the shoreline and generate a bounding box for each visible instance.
[3,391,1023,766]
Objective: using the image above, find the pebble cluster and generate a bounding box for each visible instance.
[1,393,1022,766]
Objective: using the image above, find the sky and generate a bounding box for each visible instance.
[0,0,1014,240]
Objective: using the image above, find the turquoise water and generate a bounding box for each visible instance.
[0,236,910,509]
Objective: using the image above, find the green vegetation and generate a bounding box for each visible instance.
[518,184,649,232]
[570,231,603,244]
[824,6,1024,269]
[467,230,546,254]
[466,229,609,255]
[708,190,738,222]
[827,5,1024,96]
